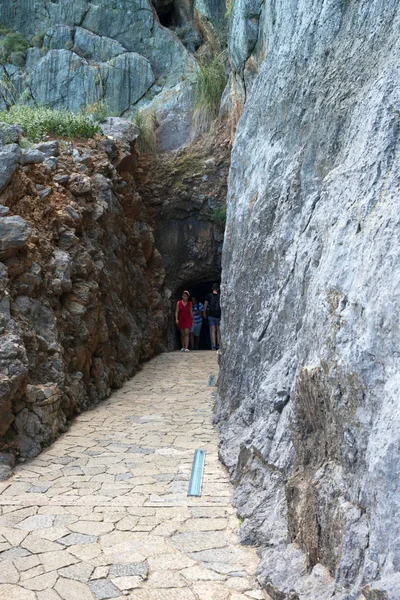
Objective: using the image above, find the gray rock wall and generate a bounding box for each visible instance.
[0,0,198,149]
[219,1,400,598]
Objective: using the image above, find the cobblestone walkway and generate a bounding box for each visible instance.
[0,352,266,600]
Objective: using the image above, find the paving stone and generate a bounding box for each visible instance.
[192,582,230,600]
[28,485,51,493]
[58,562,94,582]
[13,555,41,572]
[0,560,19,583]
[92,567,110,579]
[17,515,55,531]
[115,473,133,481]
[181,566,225,581]
[37,590,63,600]
[69,521,114,536]
[0,584,36,600]
[109,575,143,590]
[0,547,31,561]
[55,577,96,600]
[20,565,44,581]
[23,570,58,591]
[109,562,148,578]
[58,533,98,546]
[22,536,60,554]
[88,578,121,599]
[39,550,78,571]
[132,590,196,599]
[0,353,264,599]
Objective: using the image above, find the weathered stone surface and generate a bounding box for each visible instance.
[0,1,198,142]
[100,118,139,145]
[26,43,155,116]
[0,216,31,259]
[0,123,23,146]
[74,27,127,62]
[35,141,59,158]
[20,150,45,165]
[219,1,400,599]
[0,145,22,192]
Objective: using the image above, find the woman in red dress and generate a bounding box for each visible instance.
[175,290,194,352]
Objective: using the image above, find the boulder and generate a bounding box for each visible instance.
[100,118,140,144]
[20,149,45,165]
[35,140,59,157]
[0,216,31,259]
[0,144,22,191]
[0,123,23,146]
[68,173,92,196]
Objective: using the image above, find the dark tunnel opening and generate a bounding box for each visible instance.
[174,280,220,350]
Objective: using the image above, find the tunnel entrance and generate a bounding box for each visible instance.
[174,280,220,350]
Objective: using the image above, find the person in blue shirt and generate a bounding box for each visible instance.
[190,296,204,350]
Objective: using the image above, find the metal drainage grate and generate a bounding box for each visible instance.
[188,450,206,497]
[208,375,216,387]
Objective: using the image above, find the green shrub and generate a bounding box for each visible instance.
[2,32,28,54]
[210,206,227,225]
[132,109,157,154]
[10,50,26,67]
[0,31,28,65]
[194,52,227,129]
[32,31,46,48]
[0,105,100,140]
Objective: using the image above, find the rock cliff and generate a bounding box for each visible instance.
[219,1,400,599]
[0,0,198,149]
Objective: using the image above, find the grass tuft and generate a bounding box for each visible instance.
[210,206,227,226]
[194,52,227,131]
[0,105,100,140]
[132,109,157,154]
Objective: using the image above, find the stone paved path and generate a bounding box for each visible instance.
[0,352,267,600]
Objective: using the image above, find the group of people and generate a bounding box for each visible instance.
[175,283,221,352]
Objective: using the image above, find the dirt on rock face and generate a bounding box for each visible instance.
[0,135,168,462]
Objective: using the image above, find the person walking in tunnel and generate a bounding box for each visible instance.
[175,290,194,352]
[204,283,221,351]
[190,295,204,350]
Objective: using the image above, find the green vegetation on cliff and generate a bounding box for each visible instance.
[194,52,227,128]
[0,106,100,140]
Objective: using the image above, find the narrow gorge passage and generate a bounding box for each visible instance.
[0,352,265,600]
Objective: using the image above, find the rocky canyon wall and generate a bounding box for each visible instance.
[219,1,400,599]
[0,122,168,467]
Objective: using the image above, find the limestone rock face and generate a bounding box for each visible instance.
[219,1,400,599]
[0,0,198,149]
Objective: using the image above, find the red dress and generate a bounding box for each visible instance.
[178,300,192,330]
